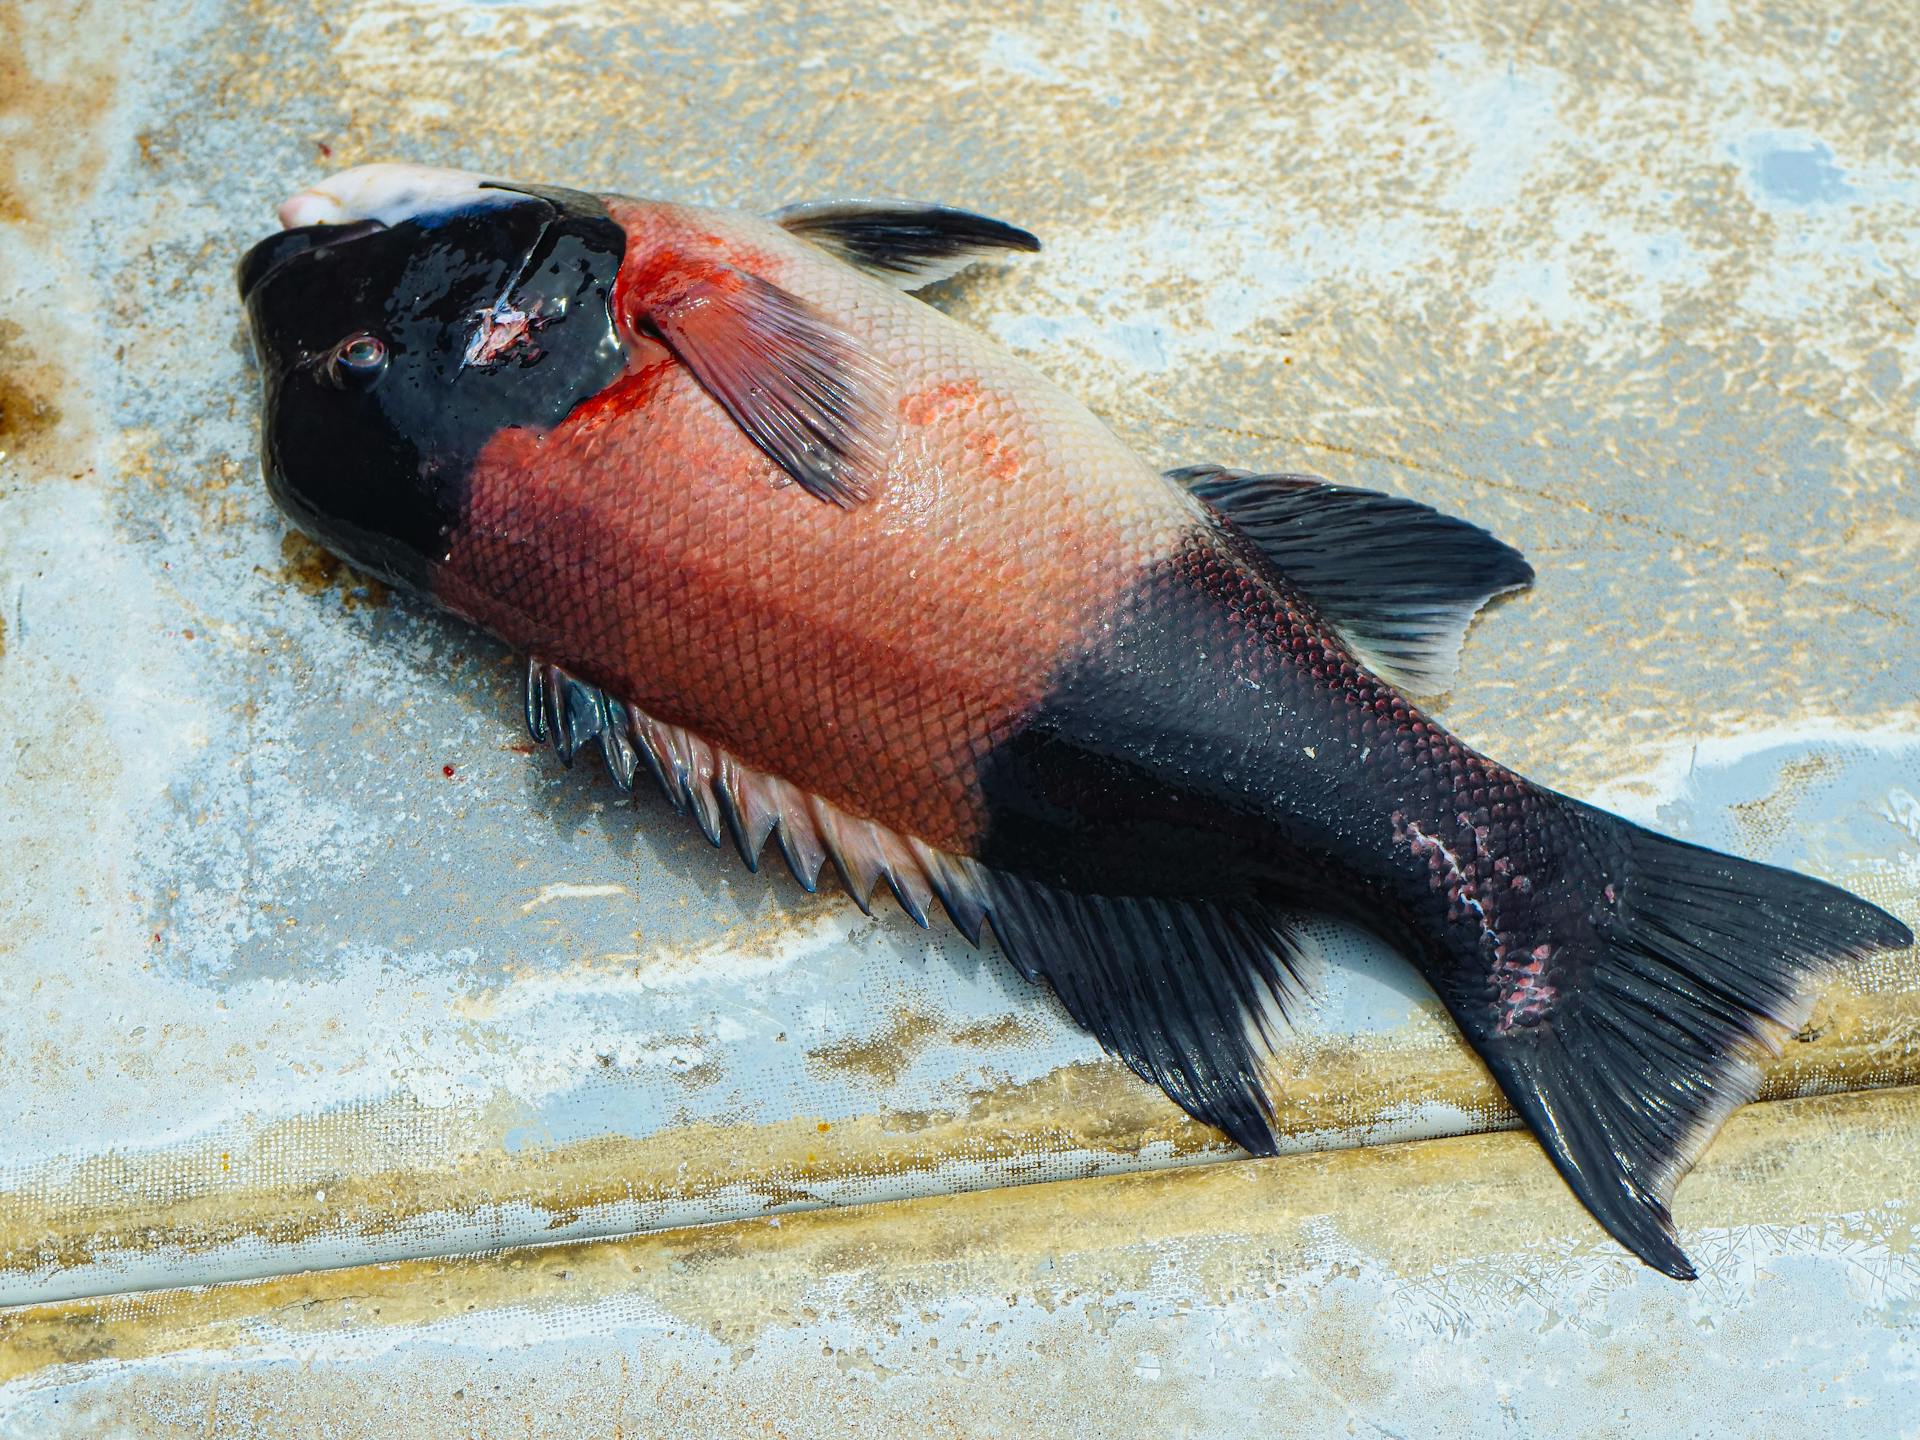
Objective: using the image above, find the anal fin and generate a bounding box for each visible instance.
[521,658,987,931]
[977,872,1314,1154]
[519,661,1355,1158]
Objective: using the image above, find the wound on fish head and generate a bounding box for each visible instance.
[237,167,630,592]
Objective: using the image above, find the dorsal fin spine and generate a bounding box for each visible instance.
[771,199,1040,289]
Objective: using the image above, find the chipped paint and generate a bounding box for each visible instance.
[520,881,631,913]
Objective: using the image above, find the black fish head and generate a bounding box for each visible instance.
[237,165,630,594]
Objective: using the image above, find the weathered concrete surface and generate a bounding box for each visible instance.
[3,1087,1916,1438]
[1,0,1916,1423]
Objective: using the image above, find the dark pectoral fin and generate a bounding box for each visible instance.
[773,199,1040,289]
[643,267,895,506]
[979,871,1317,1154]
[1170,465,1534,696]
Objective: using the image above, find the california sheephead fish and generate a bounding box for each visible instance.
[239,163,1912,1278]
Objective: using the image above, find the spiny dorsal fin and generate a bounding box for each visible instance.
[1170,464,1534,696]
[638,266,895,506]
[772,199,1040,290]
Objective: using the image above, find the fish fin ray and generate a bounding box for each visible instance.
[642,267,894,506]
[518,661,1364,1151]
[716,754,779,872]
[520,660,972,917]
[772,199,1040,289]
[973,870,1321,1153]
[1430,794,1912,1278]
[1171,464,1534,696]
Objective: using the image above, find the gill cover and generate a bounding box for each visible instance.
[238,182,629,590]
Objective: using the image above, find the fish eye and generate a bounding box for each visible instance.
[326,332,387,385]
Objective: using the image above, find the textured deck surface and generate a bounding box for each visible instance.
[1,0,1916,1434]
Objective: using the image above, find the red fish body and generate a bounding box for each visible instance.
[240,164,1912,1277]
[446,199,1179,851]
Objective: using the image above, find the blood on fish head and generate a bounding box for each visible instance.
[236,165,631,593]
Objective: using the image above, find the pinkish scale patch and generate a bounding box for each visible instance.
[1491,943,1557,1034]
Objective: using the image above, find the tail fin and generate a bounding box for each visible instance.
[1435,797,1912,1278]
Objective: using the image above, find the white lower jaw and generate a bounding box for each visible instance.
[277,163,517,229]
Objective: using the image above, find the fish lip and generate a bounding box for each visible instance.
[235,218,388,304]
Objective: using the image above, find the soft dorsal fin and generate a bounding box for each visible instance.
[772,199,1040,289]
[1169,465,1534,696]
[634,265,895,506]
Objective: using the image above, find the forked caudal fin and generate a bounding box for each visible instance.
[1431,796,1912,1278]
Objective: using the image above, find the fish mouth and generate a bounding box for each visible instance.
[235,218,389,304]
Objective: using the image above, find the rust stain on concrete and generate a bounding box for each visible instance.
[949,1013,1038,1047]
[0,321,62,464]
[806,1009,943,1086]
[277,529,391,609]
[0,3,131,488]
[0,3,123,227]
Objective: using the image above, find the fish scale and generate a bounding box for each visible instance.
[441,241,1180,850]
[238,163,1912,1280]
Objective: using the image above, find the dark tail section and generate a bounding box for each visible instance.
[1432,797,1912,1278]
[965,787,1909,1279]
